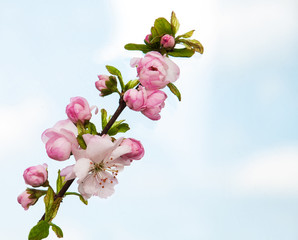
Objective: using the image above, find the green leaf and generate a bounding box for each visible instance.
[107,119,125,136]
[124,43,152,53]
[168,48,195,57]
[28,221,50,240]
[104,76,118,92]
[76,121,85,135]
[64,192,88,205]
[150,26,158,39]
[154,17,172,35]
[44,187,54,222]
[106,65,122,81]
[105,65,124,90]
[124,79,139,91]
[167,83,181,101]
[50,223,63,238]
[176,30,195,39]
[56,170,65,193]
[100,88,113,97]
[117,123,130,133]
[85,122,97,135]
[101,108,108,130]
[171,11,180,35]
[178,39,204,54]
[76,135,87,149]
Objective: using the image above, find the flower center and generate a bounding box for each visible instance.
[90,162,105,173]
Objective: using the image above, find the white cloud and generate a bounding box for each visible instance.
[0,97,50,154]
[232,145,298,195]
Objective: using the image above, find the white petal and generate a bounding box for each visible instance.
[60,164,76,181]
[74,158,92,180]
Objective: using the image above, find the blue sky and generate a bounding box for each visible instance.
[1,0,298,239]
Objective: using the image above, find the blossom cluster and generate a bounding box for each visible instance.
[17,11,203,240]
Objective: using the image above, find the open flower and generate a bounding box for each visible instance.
[72,134,131,199]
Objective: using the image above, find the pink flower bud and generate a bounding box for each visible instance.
[95,75,109,92]
[42,119,78,161]
[145,34,152,43]
[17,190,36,210]
[160,34,175,48]
[23,164,48,187]
[123,86,147,111]
[130,51,180,90]
[120,138,145,160]
[66,96,92,123]
[141,90,167,120]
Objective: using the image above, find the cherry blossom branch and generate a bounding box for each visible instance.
[39,96,126,222]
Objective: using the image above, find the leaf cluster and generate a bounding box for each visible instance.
[124,11,204,58]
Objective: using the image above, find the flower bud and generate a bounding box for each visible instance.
[120,138,145,160]
[123,86,147,111]
[66,96,92,123]
[23,164,48,187]
[95,75,109,92]
[160,34,175,49]
[141,90,167,120]
[145,34,152,44]
[17,190,37,210]
[42,119,78,161]
[130,51,180,90]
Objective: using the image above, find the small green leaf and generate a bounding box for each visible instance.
[154,17,173,35]
[178,39,204,54]
[76,121,85,135]
[151,26,158,39]
[101,108,108,130]
[171,11,180,35]
[44,187,54,221]
[28,221,50,240]
[176,30,195,39]
[107,119,125,136]
[168,48,195,57]
[124,43,152,53]
[105,65,124,90]
[56,170,65,193]
[50,223,63,238]
[124,79,139,91]
[106,65,122,81]
[64,192,88,205]
[117,123,130,133]
[85,122,97,135]
[77,135,87,150]
[100,88,113,97]
[167,83,181,101]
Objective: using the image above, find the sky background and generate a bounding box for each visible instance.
[1,0,298,239]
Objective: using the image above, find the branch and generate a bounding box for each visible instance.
[39,96,126,222]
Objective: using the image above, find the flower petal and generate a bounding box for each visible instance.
[74,158,92,180]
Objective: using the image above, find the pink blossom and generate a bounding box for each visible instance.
[95,75,109,92]
[160,34,175,49]
[123,86,147,111]
[72,134,132,199]
[60,164,76,181]
[17,190,36,210]
[66,96,92,123]
[141,90,167,120]
[145,34,151,43]
[130,51,180,90]
[120,138,144,160]
[42,119,78,161]
[23,164,48,187]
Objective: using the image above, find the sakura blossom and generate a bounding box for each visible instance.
[72,134,134,199]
